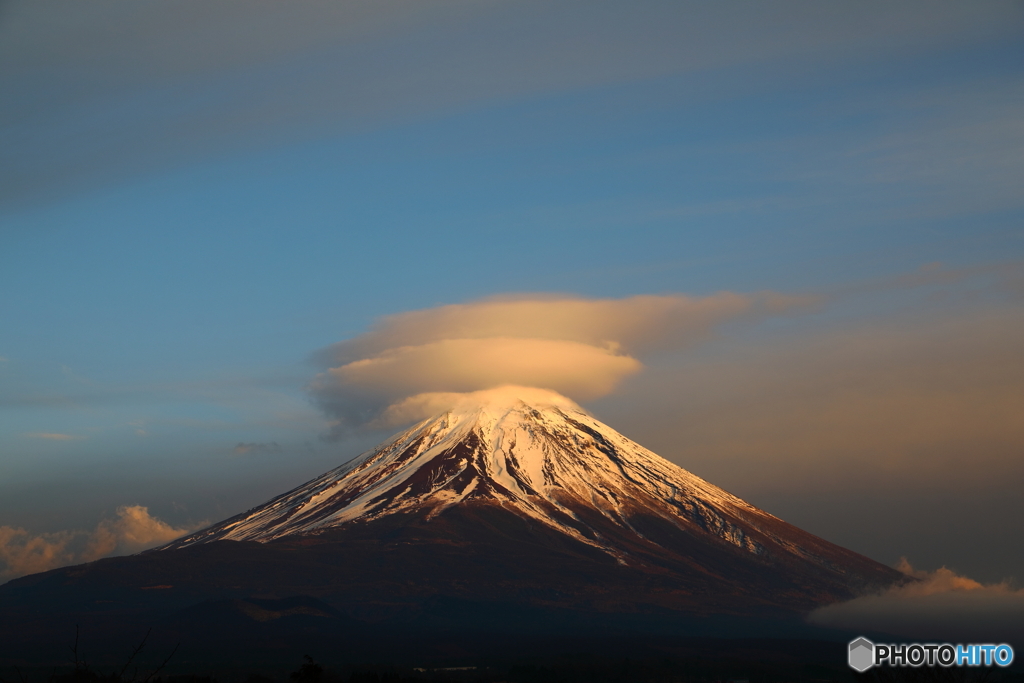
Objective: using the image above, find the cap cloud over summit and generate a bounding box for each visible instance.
[309,292,811,431]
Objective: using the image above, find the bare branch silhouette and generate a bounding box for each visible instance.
[117,629,150,681]
[141,642,178,683]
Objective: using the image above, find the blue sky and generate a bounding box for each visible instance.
[1,1,1023,588]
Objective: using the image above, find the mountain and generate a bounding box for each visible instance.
[168,391,777,553]
[0,389,903,668]
[162,388,899,607]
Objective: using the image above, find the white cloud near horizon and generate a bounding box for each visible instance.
[309,292,811,431]
[0,506,199,583]
[808,559,1024,642]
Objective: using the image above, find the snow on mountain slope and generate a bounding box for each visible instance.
[164,387,871,583]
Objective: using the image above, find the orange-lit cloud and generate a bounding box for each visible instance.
[0,506,198,583]
[378,386,583,427]
[310,292,810,430]
[317,292,812,365]
[0,527,77,581]
[325,338,641,400]
[603,307,1024,491]
[588,301,1024,585]
[808,559,1024,641]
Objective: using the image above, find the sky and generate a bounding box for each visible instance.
[1,0,1023,634]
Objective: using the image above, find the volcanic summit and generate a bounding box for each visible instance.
[162,387,899,609]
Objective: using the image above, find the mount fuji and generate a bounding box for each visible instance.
[159,387,898,610]
[0,388,903,665]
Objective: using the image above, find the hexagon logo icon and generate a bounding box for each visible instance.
[849,637,875,672]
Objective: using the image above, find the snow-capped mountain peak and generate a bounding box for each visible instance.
[166,387,787,561]
[159,389,900,608]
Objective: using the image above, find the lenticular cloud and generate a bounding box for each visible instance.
[319,337,640,405]
[309,292,812,432]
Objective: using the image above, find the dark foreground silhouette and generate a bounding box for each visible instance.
[2,638,1021,683]
[0,533,859,674]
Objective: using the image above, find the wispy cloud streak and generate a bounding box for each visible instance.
[24,432,84,441]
